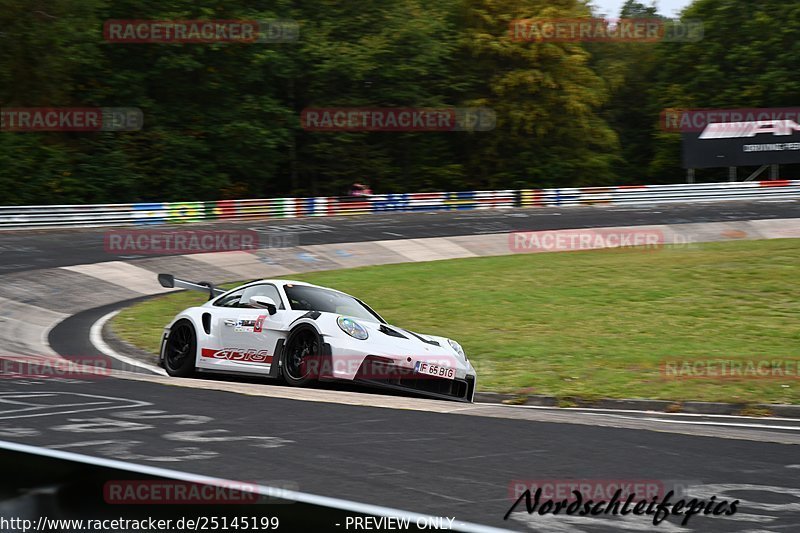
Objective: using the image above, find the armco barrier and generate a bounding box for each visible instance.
[0,181,798,229]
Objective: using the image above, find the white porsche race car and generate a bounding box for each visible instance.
[157,274,477,402]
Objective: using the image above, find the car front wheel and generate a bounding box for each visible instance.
[281,326,323,387]
[164,319,196,377]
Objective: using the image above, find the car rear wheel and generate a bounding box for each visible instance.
[164,319,196,377]
[281,326,322,387]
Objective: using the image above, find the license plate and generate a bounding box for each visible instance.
[414,361,455,380]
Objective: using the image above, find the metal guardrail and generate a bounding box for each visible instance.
[0,181,798,229]
[519,180,800,207]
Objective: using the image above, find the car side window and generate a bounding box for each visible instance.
[214,289,245,308]
[238,284,285,309]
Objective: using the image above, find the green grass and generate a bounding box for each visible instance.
[113,239,800,404]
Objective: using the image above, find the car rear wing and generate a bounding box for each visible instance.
[157,273,226,300]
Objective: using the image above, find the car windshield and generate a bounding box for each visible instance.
[284,284,383,323]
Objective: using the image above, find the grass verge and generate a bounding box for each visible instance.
[112,239,800,404]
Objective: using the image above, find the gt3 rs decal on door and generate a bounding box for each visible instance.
[200,348,272,364]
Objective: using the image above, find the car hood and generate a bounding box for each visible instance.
[321,313,466,368]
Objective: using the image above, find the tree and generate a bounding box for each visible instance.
[649,0,800,181]
[456,0,620,189]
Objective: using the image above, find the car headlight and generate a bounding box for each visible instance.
[448,339,466,360]
[337,316,369,340]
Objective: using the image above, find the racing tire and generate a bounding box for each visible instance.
[281,326,323,387]
[164,319,197,377]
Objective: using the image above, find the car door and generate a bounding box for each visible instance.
[200,284,285,375]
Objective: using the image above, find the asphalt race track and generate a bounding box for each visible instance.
[0,378,798,531]
[1,201,800,532]
[2,200,799,273]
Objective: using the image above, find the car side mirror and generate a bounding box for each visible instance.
[249,296,277,315]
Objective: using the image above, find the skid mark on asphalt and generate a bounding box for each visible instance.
[311,454,408,477]
[402,486,475,504]
[281,419,405,435]
[164,430,292,448]
[113,409,212,425]
[423,450,548,464]
[323,437,441,447]
[437,475,509,490]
